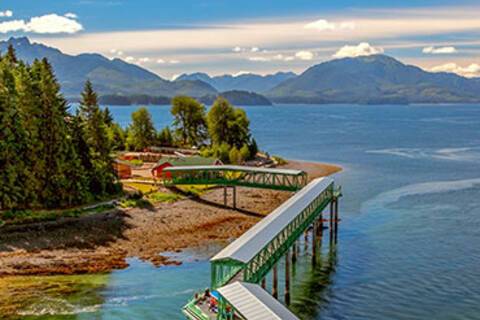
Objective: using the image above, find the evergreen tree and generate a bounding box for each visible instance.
[79,80,115,195]
[31,59,74,207]
[157,126,174,146]
[248,138,259,159]
[5,44,18,65]
[102,107,114,126]
[14,62,43,207]
[0,55,27,209]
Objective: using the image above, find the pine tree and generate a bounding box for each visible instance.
[0,56,27,209]
[14,62,43,207]
[79,80,115,195]
[33,59,76,207]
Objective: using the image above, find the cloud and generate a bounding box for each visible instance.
[0,10,13,17]
[0,14,83,34]
[156,59,165,64]
[422,46,457,54]
[169,60,180,64]
[0,20,25,33]
[333,42,383,58]
[109,48,124,56]
[304,19,355,31]
[295,50,314,60]
[125,56,135,62]
[430,63,480,78]
[64,13,78,19]
[248,56,270,62]
[138,57,150,64]
[233,46,262,53]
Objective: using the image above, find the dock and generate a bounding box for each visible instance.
[162,166,341,320]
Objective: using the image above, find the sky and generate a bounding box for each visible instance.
[1,0,480,79]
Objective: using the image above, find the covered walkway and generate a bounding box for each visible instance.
[217,282,299,320]
[162,165,307,191]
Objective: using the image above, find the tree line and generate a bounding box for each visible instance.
[0,46,259,211]
[122,96,258,164]
[0,47,119,210]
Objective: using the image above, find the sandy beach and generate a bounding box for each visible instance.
[0,160,341,276]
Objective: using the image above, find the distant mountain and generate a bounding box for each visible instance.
[98,90,272,106]
[267,55,480,104]
[177,71,296,93]
[200,90,272,106]
[0,37,217,99]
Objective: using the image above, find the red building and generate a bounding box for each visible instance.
[151,162,173,179]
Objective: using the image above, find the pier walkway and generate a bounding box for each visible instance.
[162,165,307,192]
[173,168,340,320]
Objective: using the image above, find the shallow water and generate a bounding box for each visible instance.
[4,104,480,319]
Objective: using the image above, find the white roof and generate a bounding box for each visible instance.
[211,177,333,263]
[217,282,299,320]
[163,165,304,176]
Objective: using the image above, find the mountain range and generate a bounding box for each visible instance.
[177,71,296,93]
[268,55,480,104]
[3,37,480,105]
[0,37,217,99]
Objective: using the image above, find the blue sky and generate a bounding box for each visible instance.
[1,0,480,78]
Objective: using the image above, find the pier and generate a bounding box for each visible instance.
[162,166,341,320]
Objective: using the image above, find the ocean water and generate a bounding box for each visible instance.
[4,104,480,319]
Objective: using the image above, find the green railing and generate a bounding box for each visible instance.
[163,166,307,192]
[243,182,334,284]
[182,298,211,320]
[210,181,336,289]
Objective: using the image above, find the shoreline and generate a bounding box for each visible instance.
[0,160,342,277]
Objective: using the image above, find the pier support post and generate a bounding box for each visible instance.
[304,230,309,252]
[312,222,317,265]
[272,264,278,299]
[292,241,297,263]
[285,248,291,305]
[224,186,227,207]
[329,201,334,245]
[334,199,339,243]
[233,186,237,209]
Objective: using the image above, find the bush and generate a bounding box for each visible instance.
[229,146,241,164]
[240,144,250,161]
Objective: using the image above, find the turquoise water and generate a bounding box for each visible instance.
[8,104,480,319]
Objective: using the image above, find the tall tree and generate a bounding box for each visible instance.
[0,55,27,209]
[171,96,207,146]
[207,97,235,146]
[79,80,114,195]
[126,107,156,151]
[207,96,251,148]
[32,59,76,207]
[14,62,43,207]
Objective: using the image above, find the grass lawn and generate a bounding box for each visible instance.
[123,182,158,194]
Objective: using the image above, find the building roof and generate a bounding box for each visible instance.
[211,177,333,263]
[217,282,299,320]
[163,165,304,176]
